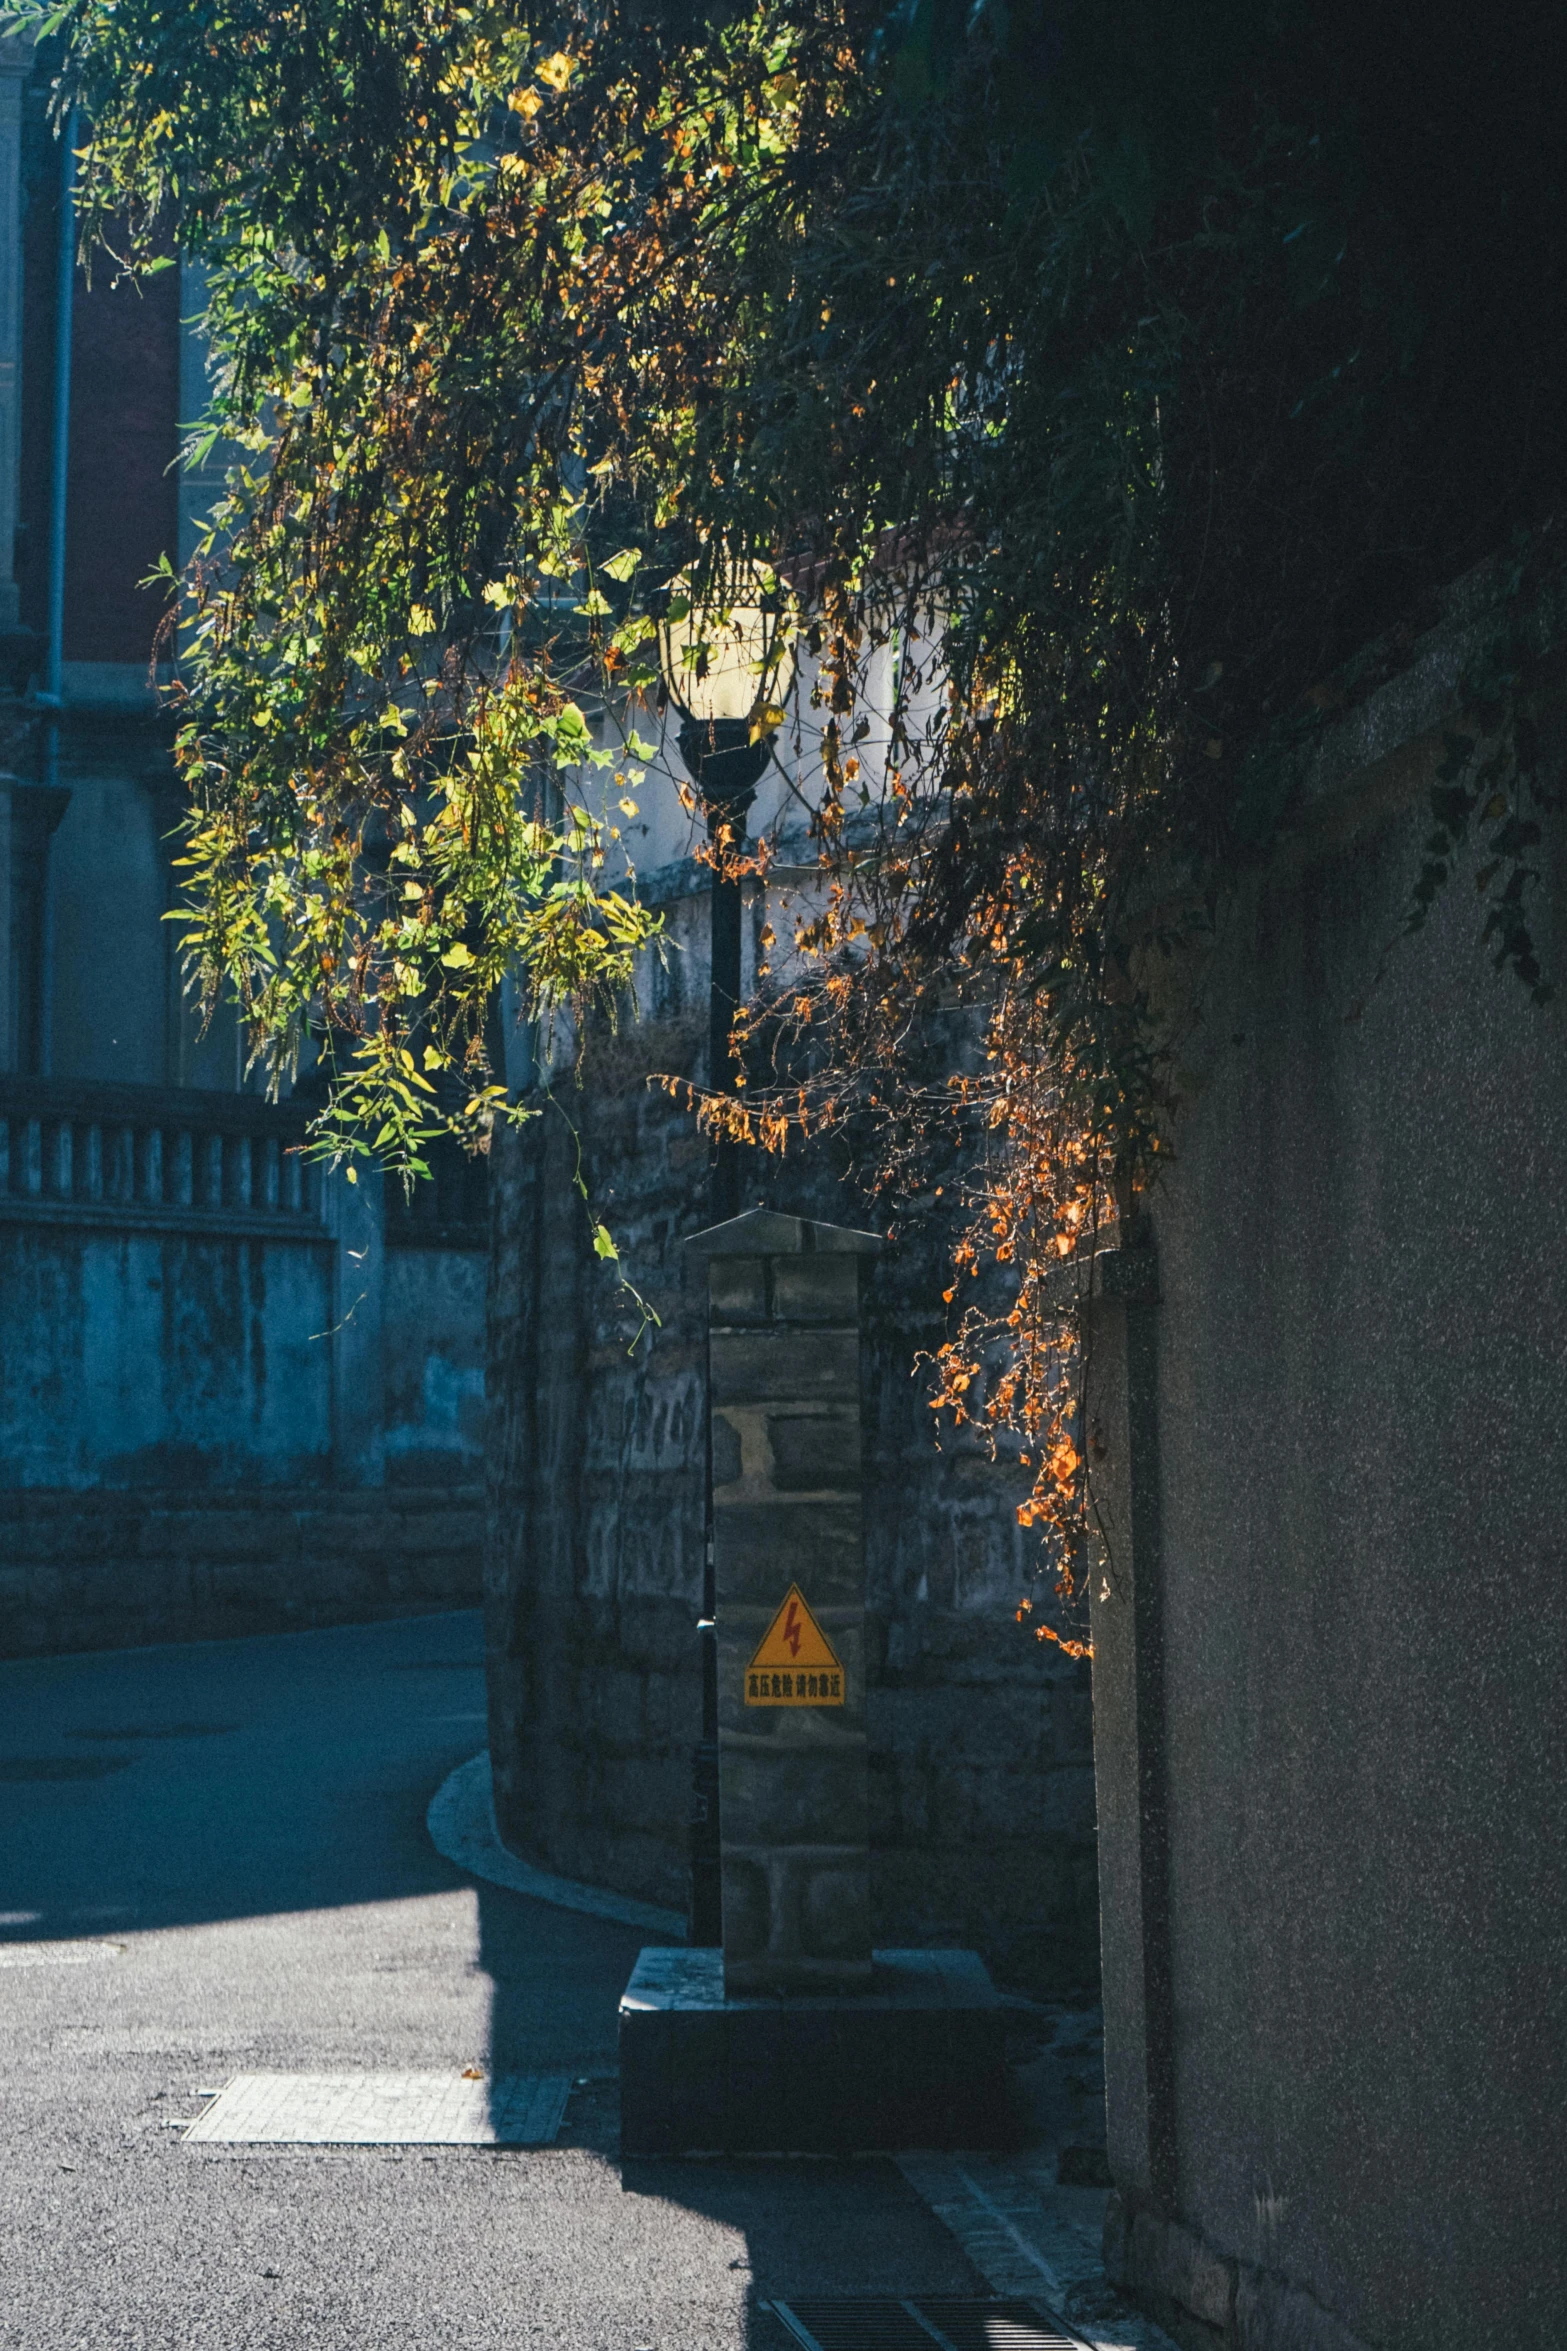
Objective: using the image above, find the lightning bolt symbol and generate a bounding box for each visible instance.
[783,1599,802,1658]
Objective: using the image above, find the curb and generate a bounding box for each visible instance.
[426,1752,687,1940]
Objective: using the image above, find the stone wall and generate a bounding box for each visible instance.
[0,1484,482,1657]
[1086,563,1567,2351]
[485,888,1099,1995]
[1102,2196,1375,2351]
[382,1142,490,1487]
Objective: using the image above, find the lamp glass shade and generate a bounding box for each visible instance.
[658,566,796,726]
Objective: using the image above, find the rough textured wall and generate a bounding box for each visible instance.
[1096,604,1567,2351]
[485,894,1099,1994]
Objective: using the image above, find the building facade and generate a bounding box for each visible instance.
[0,43,485,1656]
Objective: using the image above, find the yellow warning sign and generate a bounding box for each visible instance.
[745,1584,845,1706]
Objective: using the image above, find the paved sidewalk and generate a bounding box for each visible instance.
[896,2155,1173,2351]
[431,1746,1172,2351]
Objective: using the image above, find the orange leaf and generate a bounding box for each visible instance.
[1048,1441,1081,1488]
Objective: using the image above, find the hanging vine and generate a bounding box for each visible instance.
[23,0,1567,1645]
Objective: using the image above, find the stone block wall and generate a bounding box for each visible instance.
[1102,2196,1380,2351]
[484,891,1099,1994]
[0,1484,483,1656]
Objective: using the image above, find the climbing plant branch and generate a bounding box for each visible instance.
[22,0,1567,1646]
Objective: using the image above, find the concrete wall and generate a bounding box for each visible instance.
[0,1079,487,1655]
[485,886,1100,1995]
[382,1243,488,1485]
[1093,575,1567,2351]
[0,1221,333,1487]
[49,750,179,1089]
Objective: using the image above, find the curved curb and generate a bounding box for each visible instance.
[427,1752,686,1940]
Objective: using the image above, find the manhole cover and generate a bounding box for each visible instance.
[184,2072,570,2145]
[768,2300,1086,2351]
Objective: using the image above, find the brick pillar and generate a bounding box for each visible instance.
[686,1207,883,1996]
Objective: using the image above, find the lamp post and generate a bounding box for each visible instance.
[657,568,794,1945]
[658,573,794,1228]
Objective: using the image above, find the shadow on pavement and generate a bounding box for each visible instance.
[477,1877,648,2078]
[2,1614,1012,2348]
[618,2151,987,2346]
[477,1878,988,2348]
[0,1610,490,1942]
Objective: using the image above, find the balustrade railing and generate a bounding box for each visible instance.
[0,1077,322,1230]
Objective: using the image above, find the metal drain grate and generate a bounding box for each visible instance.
[767,2299,1086,2351]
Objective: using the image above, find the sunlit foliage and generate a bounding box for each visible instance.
[20,0,1567,1638]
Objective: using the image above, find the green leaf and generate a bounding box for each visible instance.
[601,547,642,582]
[592,1222,620,1261]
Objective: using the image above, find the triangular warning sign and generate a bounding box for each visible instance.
[745,1585,845,1706]
[750,1584,841,1672]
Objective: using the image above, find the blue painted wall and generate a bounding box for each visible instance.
[0,1226,334,1487]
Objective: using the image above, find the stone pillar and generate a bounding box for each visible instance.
[686,1206,883,1996]
[0,37,30,640]
[623,1204,1010,2153]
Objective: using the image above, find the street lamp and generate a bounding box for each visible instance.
[657,565,795,1946]
[658,568,795,1227]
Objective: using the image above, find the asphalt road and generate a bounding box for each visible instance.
[0,1610,978,2349]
